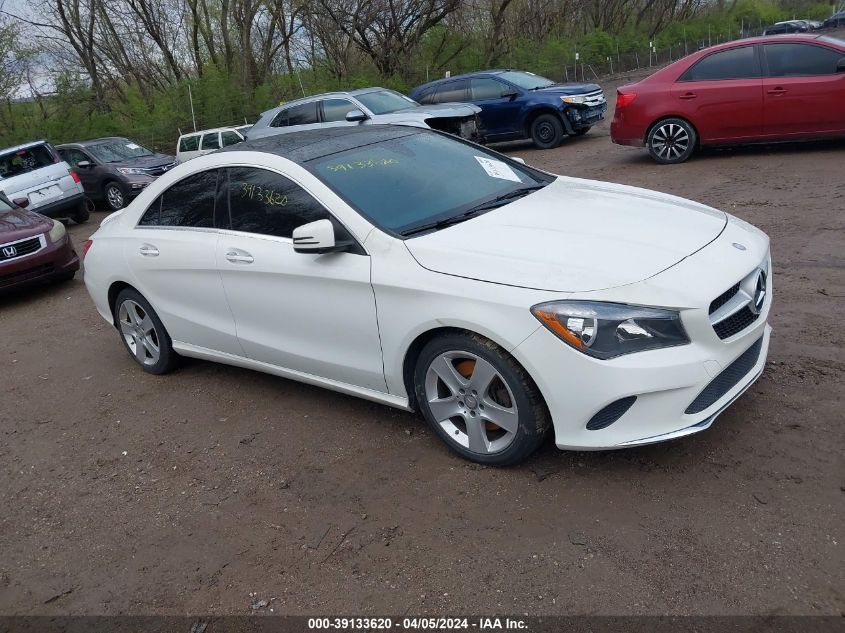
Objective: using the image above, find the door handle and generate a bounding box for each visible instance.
[139,244,159,257]
[678,92,697,100]
[225,250,254,264]
[767,87,786,95]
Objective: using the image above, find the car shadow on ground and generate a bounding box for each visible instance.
[0,276,78,308]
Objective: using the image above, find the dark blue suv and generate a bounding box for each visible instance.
[410,70,606,149]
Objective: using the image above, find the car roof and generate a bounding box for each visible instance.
[701,33,829,50]
[0,140,49,154]
[179,127,242,138]
[57,137,132,148]
[412,69,523,92]
[218,125,422,163]
[263,87,396,115]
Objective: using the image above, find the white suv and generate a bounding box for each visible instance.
[176,127,246,163]
[0,141,88,223]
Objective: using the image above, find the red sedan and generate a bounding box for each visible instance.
[0,192,79,293]
[611,34,845,163]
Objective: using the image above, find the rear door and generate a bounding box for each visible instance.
[129,168,242,356]
[670,45,763,142]
[761,42,845,137]
[215,166,386,391]
[469,77,522,137]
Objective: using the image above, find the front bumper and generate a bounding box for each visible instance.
[566,102,607,129]
[0,233,79,292]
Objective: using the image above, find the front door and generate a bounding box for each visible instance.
[469,78,523,137]
[215,166,386,392]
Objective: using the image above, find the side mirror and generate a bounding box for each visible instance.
[511,157,526,165]
[345,109,369,122]
[837,58,845,73]
[77,160,92,168]
[292,219,353,254]
[12,197,29,208]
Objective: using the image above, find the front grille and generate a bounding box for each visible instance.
[709,282,740,315]
[713,306,760,339]
[586,396,637,431]
[0,236,43,261]
[685,336,763,414]
[582,89,606,107]
[143,162,177,177]
[0,263,55,288]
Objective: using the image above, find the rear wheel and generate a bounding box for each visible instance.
[414,332,550,465]
[73,199,90,224]
[114,288,179,374]
[530,114,564,149]
[647,118,697,164]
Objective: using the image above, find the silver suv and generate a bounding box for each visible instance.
[0,141,88,223]
[247,88,481,142]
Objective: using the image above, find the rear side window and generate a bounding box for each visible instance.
[287,102,319,126]
[0,144,55,178]
[764,43,843,77]
[322,98,357,122]
[138,170,218,228]
[223,167,329,239]
[680,46,760,81]
[179,135,200,152]
[221,131,242,147]
[435,80,469,103]
[470,78,509,100]
[201,133,220,151]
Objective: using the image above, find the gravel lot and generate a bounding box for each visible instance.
[1,74,843,617]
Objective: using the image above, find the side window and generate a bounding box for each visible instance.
[225,167,329,239]
[201,133,221,151]
[221,131,242,147]
[179,135,200,152]
[470,78,509,100]
[765,43,843,77]
[62,149,89,168]
[680,46,760,81]
[322,98,357,122]
[435,80,469,103]
[286,102,319,126]
[271,108,290,127]
[138,170,218,228]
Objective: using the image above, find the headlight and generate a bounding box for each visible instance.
[48,219,66,242]
[531,301,690,359]
[117,167,145,175]
[561,95,587,105]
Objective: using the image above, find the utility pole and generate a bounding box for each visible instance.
[188,84,197,132]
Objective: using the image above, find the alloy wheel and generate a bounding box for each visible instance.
[106,185,124,210]
[651,123,690,161]
[118,299,160,366]
[424,351,519,455]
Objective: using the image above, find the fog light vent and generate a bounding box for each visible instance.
[586,396,637,431]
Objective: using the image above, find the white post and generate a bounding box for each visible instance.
[188,84,197,132]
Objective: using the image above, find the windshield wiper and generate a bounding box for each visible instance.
[400,183,548,238]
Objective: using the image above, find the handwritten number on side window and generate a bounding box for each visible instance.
[241,182,288,206]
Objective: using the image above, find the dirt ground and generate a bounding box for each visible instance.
[1,73,843,618]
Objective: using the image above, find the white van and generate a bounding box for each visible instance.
[176,127,246,163]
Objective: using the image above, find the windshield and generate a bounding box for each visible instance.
[87,140,154,163]
[355,90,419,115]
[497,71,556,90]
[309,130,549,236]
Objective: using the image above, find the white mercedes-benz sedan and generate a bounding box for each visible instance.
[82,126,772,465]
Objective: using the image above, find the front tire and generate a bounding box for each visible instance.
[414,332,550,466]
[647,118,697,164]
[530,114,564,149]
[103,181,126,211]
[113,289,179,375]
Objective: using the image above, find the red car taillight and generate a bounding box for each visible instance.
[616,92,637,110]
[70,170,81,184]
[82,239,93,260]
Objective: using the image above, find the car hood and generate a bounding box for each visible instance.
[383,103,481,120]
[0,207,52,242]
[534,82,601,96]
[404,177,727,293]
[108,153,175,169]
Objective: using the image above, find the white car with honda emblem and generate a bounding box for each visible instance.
[82,126,772,465]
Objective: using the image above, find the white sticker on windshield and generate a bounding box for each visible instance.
[126,143,140,149]
[474,156,521,183]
